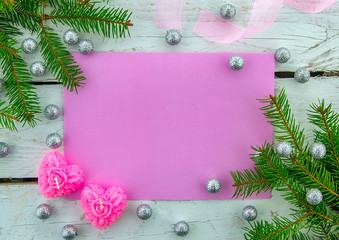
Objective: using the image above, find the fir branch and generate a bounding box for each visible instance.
[0,102,19,131]
[0,19,22,36]
[76,0,91,7]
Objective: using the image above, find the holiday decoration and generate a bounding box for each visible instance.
[21,38,38,54]
[0,142,9,158]
[36,203,52,220]
[61,224,77,240]
[38,152,84,198]
[30,61,46,77]
[80,184,127,229]
[63,29,79,45]
[274,141,292,157]
[165,29,182,45]
[46,133,63,149]
[44,104,61,120]
[0,78,5,92]
[174,221,190,236]
[242,205,258,221]
[136,204,152,220]
[78,39,94,55]
[274,47,291,63]
[306,188,323,205]
[220,4,236,20]
[206,178,221,194]
[228,55,244,71]
[294,68,310,83]
[310,142,326,159]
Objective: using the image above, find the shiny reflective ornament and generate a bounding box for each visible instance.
[310,142,326,159]
[78,39,94,55]
[275,141,292,157]
[0,142,9,158]
[63,29,79,45]
[30,61,46,77]
[36,203,52,220]
[294,68,310,83]
[220,4,236,20]
[46,133,63,149]
[228,55,244,71]
[136,204,152,220]
[62,224,77,240]
[275,47,291,63]
[22,38,38,54]
[242,205,257,221]
[0,78,5,92]
[306,188,323,205]
[174,221,190,236]
[165,29,182,46]
[44,104,61,120]
[206,178,221,194]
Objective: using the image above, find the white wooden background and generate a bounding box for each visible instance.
[1,0,339,239]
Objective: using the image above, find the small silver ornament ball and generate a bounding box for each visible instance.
[22,38,38,54]
[36,203,52,220]
[0,142,9,158]
[63,29,79,45]
[294,68,310,83]
[242,205,258,221]
[220,4,236,20]
[306,188,323,205]
[310,142,326,159]
[206,178,221,194]
[174,221,190,236]
[44,104,61,120]
[275,141,292,157]
[0,78,5,92]
[78,39,94,55]
[136,204,152,220]
[46,133,63,149]
[228,55,244,71]
[30,61,46,77]
[165,29,182,46]
[62,224,77,240]
[275,47,291,63]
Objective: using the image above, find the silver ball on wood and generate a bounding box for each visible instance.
[46,133,63,149]
[63,29,79,45]
[220,4,236,20]
[306,188,323,205]
[22,38,38,54]
[242,205,257,221]
[44,104,61,120]
[310,142,326,159]
[136,204,152,220]
[275,141,292,157]
[206,178,221,194]
[228,55,244,71]
[275,47,291,63]
[61,224,77,240]
[78,39,94,55]
[30,61,46,77]
[294,68,310,83]
[165,29,182,46]
[174,220,190,236]
[36,203,52,220]
[0,142,9,158]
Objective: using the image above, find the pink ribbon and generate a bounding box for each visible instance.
[156,0,337,43]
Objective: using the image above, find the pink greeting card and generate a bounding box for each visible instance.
[64,52,274,200]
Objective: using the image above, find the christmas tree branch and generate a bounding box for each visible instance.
[321,225,330,240]
[76,0,91,7]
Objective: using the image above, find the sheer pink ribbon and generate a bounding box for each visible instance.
[156,0,337,43]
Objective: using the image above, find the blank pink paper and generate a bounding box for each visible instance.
[64,52,274,200]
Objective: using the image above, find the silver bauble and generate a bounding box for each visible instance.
[174,221,190,236]
[63,29,79,45]
[310,142,326,159]
[36,203,52,220]
[30,61,46,77]
[22,38,38,54]
[275,141,292,157]
[44,104,61,120]
[294,68,310,83]
[136,204,152,220]
[306,188,323,205]
[46,133,63,149]
[0,142,9,158]
[0,78,5,92]
[242,205,257,221]
[228,55,244,71]
[206,178,221,194]
[165,29,182,46]
[275,47,291,63]
[62,224,77,240]
[78,39,94,55]
[220,4,236,20]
